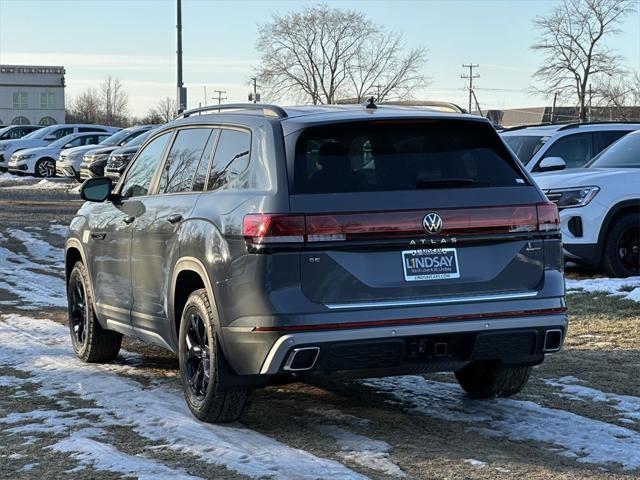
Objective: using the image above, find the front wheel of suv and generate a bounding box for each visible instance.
[178,289,250,423]
[68,261,122,362]
[454,362,532,398]
[601,213,640,278]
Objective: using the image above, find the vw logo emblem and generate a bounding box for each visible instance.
[422,213,443,234]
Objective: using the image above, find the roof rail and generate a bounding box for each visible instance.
[557,120,640,131]
[499,122,559,132]
[176,103,288,119]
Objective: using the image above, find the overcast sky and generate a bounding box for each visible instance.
[1,0,638,116]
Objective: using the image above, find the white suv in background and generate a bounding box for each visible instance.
[501,122,640,172]
[0,123,119,171]
[8,132,111,177]
[536,130,640,277]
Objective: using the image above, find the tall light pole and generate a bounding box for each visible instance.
[176,0,187,113]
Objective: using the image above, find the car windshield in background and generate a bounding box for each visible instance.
[293,121,527,194]
[502,135,547,164]
[22,126,54,140]
[100,128,141,146]
[49,134,79,148]
[587,133,640,168]
[124,129,154,147]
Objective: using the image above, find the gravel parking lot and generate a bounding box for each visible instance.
[1,174,639,479]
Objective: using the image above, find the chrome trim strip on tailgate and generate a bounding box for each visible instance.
[259,313,567,374]
[325,290,538,310]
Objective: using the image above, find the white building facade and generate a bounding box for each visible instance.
[0,65,66,126]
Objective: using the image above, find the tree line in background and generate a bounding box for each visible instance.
[66,77,177,127]
[67,0,639,127]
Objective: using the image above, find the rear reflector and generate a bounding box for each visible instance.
[244,203,560,244]
[253,307,568,332]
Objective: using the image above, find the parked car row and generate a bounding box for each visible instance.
[500,122,640,278]
[0,123,156,180]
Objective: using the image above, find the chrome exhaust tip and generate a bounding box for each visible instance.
[543,329,563,352]
[283,347,320,371]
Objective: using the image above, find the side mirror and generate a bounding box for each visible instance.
[44,135,56,141]
[80,177,113,202]
[538,156,566,172]
[63,143,73,149]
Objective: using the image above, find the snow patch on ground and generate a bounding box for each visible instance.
[566,276,640,303]
[0,314,365,480]
[6,178,75,191]
[0,173,33,184]
[48,224,69,238]
[0,229,65,309]
[315,424,406,477]
[464,458,488,468]
[50,429,203,480]
[545,376,640,424]
[363,375,640,470]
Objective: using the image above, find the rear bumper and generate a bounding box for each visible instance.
[223,312,567,376]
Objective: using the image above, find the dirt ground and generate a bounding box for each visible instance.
[1,175,639,480]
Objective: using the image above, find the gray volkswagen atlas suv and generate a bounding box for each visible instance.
[65,103,567,423]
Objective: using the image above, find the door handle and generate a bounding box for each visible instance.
[123,215,135,224]
[167,214,183,224]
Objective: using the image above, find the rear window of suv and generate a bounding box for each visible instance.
[293,121,527,194]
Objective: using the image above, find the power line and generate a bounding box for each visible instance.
[461,63,480,113]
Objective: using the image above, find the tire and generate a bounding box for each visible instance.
[35,158,55,177]
[178,288,250,423]
[454,362,532,399]
[67,261,122,362]
[601,213,640,278]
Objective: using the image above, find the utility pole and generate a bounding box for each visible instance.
[461,63,479,114]
[213,89,227,105]
[176,0,187,113]
[249,77,260,104]
[587,83,592,123]
[203,86,207,106]
[551,91,558,124]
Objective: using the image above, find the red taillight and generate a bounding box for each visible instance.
[537,202,560,232]
[243,214,305,244]
[243,204,559,245]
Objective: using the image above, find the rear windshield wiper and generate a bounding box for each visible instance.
[416,178,490,189]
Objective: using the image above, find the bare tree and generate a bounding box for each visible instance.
[67,88,103,124]
[531,0,635,122]
[594,70,640,120]
[146,97,178,124]
[255,4,427,104]
[348,32,427,103]
[100,76,129,126]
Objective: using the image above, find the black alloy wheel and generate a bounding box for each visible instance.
[617,225,640,275]
[70,277,88,349]
[185,312,211,399]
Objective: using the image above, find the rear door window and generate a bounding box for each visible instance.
[539,133,593,169]
[293,121,526,194]
[594,130,629,153]
[158,128,213,194]
[206,129,251,191]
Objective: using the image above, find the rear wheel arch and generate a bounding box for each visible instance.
[65,246,83,284]
[170,258,224,351]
